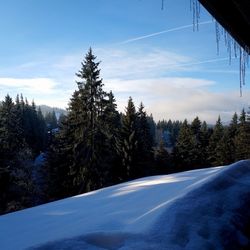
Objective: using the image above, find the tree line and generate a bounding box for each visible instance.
[0,94,64,213]
[0,48,249,214]
[0,95,47,213]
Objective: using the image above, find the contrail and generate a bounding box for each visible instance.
[120,20,213,44]
[145,57,229,70]
[174,57,229,68]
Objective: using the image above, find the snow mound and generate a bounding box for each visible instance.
[1,160,250,250]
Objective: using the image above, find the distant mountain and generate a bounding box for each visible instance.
[38,105,67,119]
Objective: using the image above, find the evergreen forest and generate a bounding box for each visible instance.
[1,48,250,215]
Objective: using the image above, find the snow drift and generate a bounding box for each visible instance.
[0,160,250,250]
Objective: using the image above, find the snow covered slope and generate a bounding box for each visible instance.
[1,160,250,250]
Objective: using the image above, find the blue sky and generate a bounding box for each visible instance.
[0,0,249,123]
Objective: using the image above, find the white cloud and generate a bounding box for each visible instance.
[97,48,192,79]
[104,77,214,94]
[0,77,72,109]
[151,90,250,123]
[52,54,82,71]
[103,77,249,123]
[96,48,234,81]
[0,77,58,94]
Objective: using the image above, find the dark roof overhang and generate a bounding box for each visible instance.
[198,0,250,53]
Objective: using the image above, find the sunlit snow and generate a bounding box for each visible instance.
[0,160,249,250]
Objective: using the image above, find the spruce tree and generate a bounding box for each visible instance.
[199,121,210,166]
[191,116,201,136]
[45,121,75,200]
[225,112,239,162]
[36,107,48,151]
[116,97,139,180]
[208,116,224,166]
[170,120,182,147]
[147,114,156,146]
[0,95,34,214]
[154,139,172,174]
[20,99,47,156]
[58,113,67,128]
[74,48,110,191]
[137,103,154,151]
[0,95,26,158]
[45,110,58,130]
[136,103,154,176]
[173,119,197,171]
[214,129,233,165]
[46,48,119,198]
[100,91,121,184]
[234,109,250,160]
[190,116,204,167]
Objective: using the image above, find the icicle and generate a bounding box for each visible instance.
[238,44,250,96]
[215,22,220,55]
[214,22,249,94]
[225,32,232,65]
[234,40,238,58]
[192,0,195,31]
[245,47,250,66]
[191,0,200,31]
[239,46,249,96]
[240,48,243,96]
[189,0,249,94]
[161,0,165,10]
[228,40,232,65]
[195,0,200,31]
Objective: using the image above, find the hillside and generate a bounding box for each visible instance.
[38,105,67,117]
[0,160,250,250]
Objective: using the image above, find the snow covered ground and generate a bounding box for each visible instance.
[1,160,250,250]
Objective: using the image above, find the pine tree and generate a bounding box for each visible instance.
[225,112,239,162]
[0,96,16,213]
[190,116,204,167]
[116,97,139,180]
[73,48,110,191]
[36,107,48,150]
[234,109,250,160]
[208,116,224,166]
[0,95,34,214]
[147,114,156,146]
[45,122,75,200]
[214,129,233,165]
[156,119,179,147]
[154,139,172,174]
[45,110,58,130]
[168,120,182,147]
[58,113,67,128]
[0,95,25,154]
[100,91,121,184]
[173,119,197,171]
[136,102,154,176]
[199,121,210,166]
[46,48,119,198]
[20,99,47,156]
[191,116,201,136]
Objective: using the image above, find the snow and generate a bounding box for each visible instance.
[0,160,250,250]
